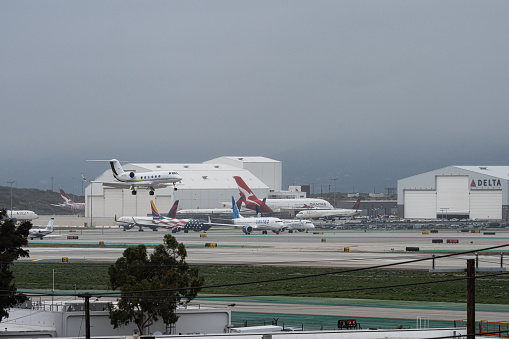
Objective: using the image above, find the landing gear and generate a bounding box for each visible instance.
[149,190,155,196]
[262,230,267,234]
[131,190,137,195]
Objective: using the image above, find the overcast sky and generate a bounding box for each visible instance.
[2,1,508,195]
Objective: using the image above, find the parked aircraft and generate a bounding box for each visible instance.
[295,199,362,220]
[280,218,315,233]
[51,189,85,212]
[150,200,212,233]
[29,218,56,240]
[230,196,285,234]
[233,176,333,212]
[89,159,182,195]
[5,210,38,222]
[115,200,180,231]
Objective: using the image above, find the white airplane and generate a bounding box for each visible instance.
[29,218,56,240]
[295,199,362,220]
[89,159,183,195]
[280,218,315,233]
[5,210,38,222]
[51,189,85,212]
[229,196,285,235]
[234,176,333,212]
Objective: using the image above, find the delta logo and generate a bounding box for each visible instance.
[470,179,501,188]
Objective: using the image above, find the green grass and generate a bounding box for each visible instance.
[12,262,509,304]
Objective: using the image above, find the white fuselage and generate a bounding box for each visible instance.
[281,219,315,231]
[233,216,285,232]
[116,170,182,185]
[252,198,333,212]
[295,208,359,219]
[6,210,38,221]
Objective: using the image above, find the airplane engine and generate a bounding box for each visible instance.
[129,172,135,178]
[122,223,134,231]
[171,226,183,233]
[242,226,253,234]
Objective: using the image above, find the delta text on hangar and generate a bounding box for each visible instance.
[84,156,291,218]
[397,166,509,221]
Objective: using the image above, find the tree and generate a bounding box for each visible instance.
[0,209,31,322]
[108,234,204,335]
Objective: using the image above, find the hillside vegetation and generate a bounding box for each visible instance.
[0,186,84,215]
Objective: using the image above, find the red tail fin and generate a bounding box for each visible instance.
[168,200,179,218]
[352,199,361,210]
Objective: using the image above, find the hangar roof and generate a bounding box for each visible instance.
[454,166,509,180]
[94,162,269,190]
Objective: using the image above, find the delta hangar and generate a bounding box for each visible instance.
[398,166,509,221]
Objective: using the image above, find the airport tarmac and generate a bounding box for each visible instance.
[25,227,509,270]
[22,223,509,329]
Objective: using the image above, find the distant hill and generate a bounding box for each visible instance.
[0,186,84,215]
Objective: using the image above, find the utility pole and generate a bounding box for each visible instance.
[467,259,475,339]
[7,181,14,218]
[80,293,91,339]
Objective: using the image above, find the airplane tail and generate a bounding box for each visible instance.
[45,218,54,232]
[234,176,258,200]
[352,198,361,210]
[168,200,179,218]
[151,200,164,219]
[60,189,72,203]
[109,159,125,180]
[232,196,241,219]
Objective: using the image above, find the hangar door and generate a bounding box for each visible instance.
[436,176,469,217]
[470,190,502,220]
[404,190,436,219]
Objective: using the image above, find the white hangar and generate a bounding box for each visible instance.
[397,166,509,220]
[85,156,282,218]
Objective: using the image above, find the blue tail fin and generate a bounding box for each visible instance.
[232,196,241,219]
[168,200,179,218]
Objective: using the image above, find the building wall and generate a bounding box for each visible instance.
[398,166,509,220]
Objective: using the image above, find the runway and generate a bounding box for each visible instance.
[22,226,509,329]
[25,228,509,270]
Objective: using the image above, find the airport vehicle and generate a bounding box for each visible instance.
[4,210,38,222]
[295,199,361,220]
[51,189,85,212]
[234,176,333,212]
[90,159,182,195]
[29,218,55,240]
[230,196,285,234]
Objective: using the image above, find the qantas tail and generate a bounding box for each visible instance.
[168,200,179,218]
[151,200,164,219]
[234,176,258,200]
[352,199,361,210]
[60,189,72,203]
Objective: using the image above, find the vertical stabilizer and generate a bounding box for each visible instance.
[352,199,361,210]
[151,200,163,219]
[232,196,241,219]
[45,218,54,232]
[168,200,179,218]
[109,159,125,180]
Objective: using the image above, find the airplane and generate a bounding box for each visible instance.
[29,218,56,240]
[51,189,85,212]
[4,210,39,222]
[280,218,316,233]
[295,199,362,220]
[233,176,334,212]
[115,200,181,231]
[89,159,183,195]
[150,200,212,233]
[230,196,285,235]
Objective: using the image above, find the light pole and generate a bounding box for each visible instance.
[7,181,15,218]
[331,178,338,208]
